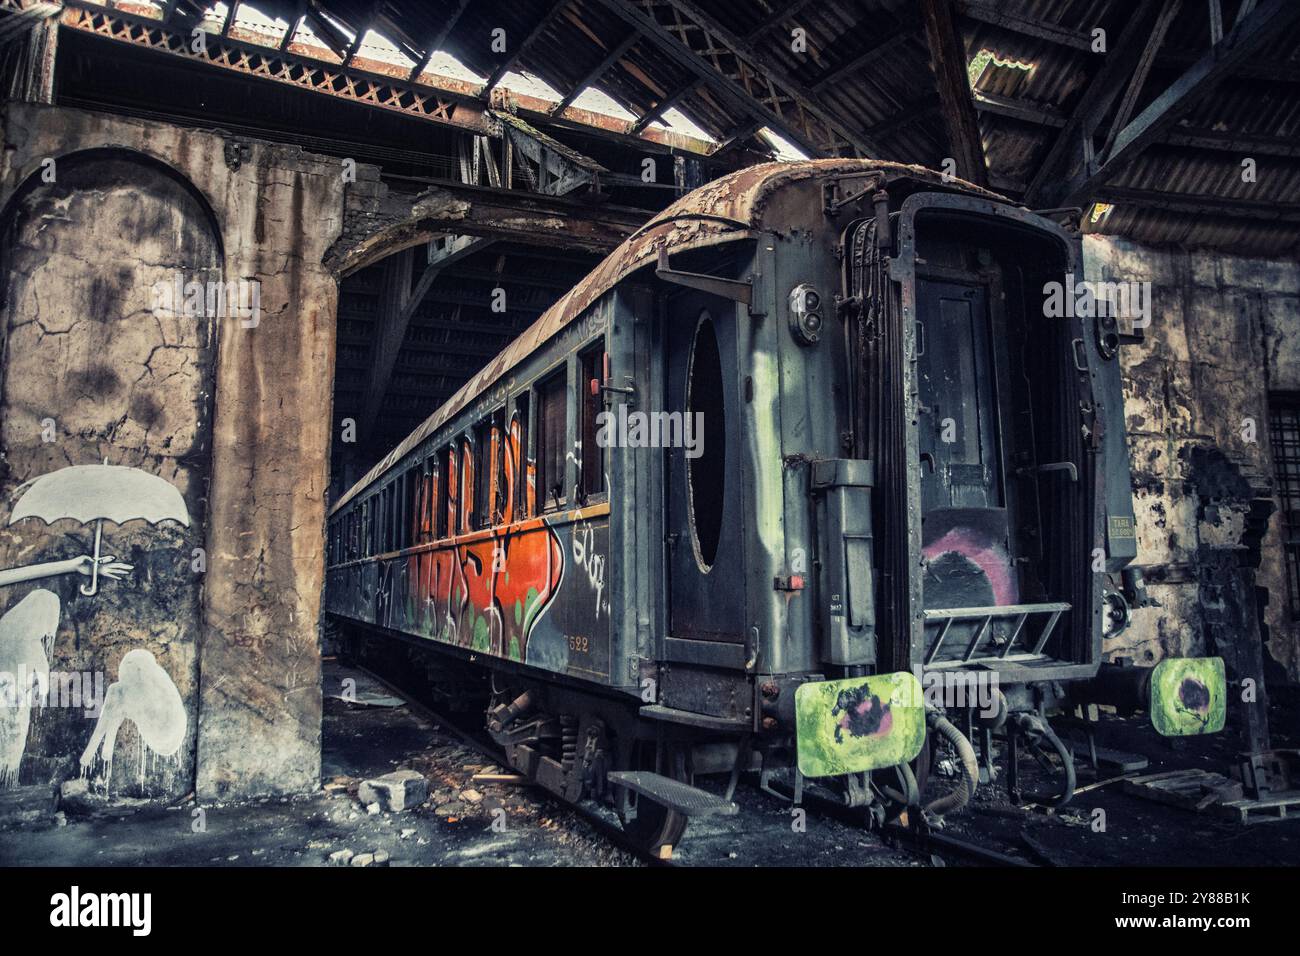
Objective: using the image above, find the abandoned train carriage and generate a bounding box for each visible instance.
[325,159,1224,849]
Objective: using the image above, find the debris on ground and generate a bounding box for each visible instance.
[358,769,429,812]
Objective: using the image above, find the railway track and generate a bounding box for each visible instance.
[353,663,677,867]
[353,660,1037,868]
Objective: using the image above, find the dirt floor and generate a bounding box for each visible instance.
[1,662,1297,867]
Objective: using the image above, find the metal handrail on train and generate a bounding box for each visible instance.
[922,602,1071,665]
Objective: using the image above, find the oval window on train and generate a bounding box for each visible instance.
[687,312,725,571]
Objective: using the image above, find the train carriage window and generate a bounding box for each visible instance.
[474,420,493,530]
[378,488,388,553]
[418,459,432,543]
[688,314,726,570]
[537,372,568,513]
[461,437,475,533]
[383,484,392,552]
[408,467,418,546]
[490,409,507,525]
[425,461,435,542]
[580,344,607,501]
[384,487,392,552]
[403,469,414,548]
[452,447,462,538]
[437,448,451,539]
[514,395,530,518]
[390,481,400,551]
[361,498,370,556]
[396,480,403,549]
[397,477,406,549]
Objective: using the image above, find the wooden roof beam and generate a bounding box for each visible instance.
[303,2,351,59]
[744,0,821,40]
[1093,185,1300,222]
[279,1,306,52]
[957,0,1095,50]
[1097,0,1182,160]
[220,0,238,37]
[919,0,989,187]
[407,0,472,81]
[811,26,913,92]
[482,0,569,96]
[1024,0,1160,207]
[592,0,829,157]
[551,30,640,116]
[664,0,886,156]
[1063,0,1300,206]
[628,77,700,135]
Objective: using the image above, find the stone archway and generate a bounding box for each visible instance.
[0,148,221,796]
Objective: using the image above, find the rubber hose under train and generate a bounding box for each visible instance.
[922,710,980,817]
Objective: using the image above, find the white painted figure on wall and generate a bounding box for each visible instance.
[0,560,131,787]
[80,648,187,785]
[0,462,188,789]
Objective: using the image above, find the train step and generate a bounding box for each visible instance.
[606,771,739,818]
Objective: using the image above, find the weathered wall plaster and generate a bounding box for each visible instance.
[1085,234,1300,684]
[0,103,344,798]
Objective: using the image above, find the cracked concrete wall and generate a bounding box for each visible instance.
[0,103,344,799]
[0,152,216,796]
[1084,235,1300,684]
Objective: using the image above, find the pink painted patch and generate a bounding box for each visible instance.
[922,527,1019,606]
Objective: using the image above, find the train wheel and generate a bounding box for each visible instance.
[620,742,689,855]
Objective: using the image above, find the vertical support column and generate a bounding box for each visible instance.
[918,0,989,188]
[196,153,343,799]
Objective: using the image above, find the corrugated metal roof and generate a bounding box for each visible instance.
[304,0,1300,254]
[94,0,1300,254]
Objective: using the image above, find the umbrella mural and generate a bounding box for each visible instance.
[0,461,191,791]
[8,462,191,596]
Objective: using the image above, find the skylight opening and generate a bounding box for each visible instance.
[418,50,487,83]
[569,87,637,121]
[229,2,290,42]
[500,72,564,103]
[354,29,416,69]
[759,127,810,161]
[967,49,1036,87]
[659,107,714,141]
[192,4,717,144]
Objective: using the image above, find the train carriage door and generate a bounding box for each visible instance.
[664,295,746,644]
[915,278,1017,610]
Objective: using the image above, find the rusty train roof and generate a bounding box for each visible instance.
[330,158,1005,514]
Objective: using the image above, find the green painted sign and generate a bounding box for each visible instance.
[1151,656,1226,736]
[795,672,926,778]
